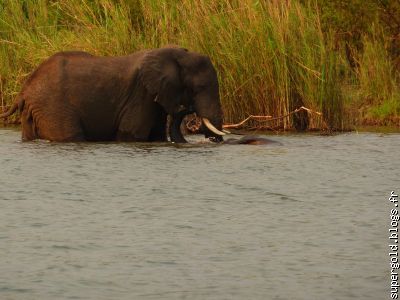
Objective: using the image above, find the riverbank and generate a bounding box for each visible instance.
[0,0,399,130]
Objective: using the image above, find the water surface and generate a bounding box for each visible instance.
[0,128,398,299]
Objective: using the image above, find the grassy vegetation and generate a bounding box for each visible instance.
[0,0,399,130]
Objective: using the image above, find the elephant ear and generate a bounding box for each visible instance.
[140,50,184,114]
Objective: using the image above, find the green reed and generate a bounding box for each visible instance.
[0,0,398,129]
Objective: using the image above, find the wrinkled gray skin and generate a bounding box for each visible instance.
[0,47,224,143]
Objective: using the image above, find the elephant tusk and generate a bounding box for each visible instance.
[202,118,226,136]
[222,129,231,134]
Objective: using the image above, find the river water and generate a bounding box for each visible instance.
[0,127,398,300]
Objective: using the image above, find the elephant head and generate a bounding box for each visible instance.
[140,47,225,143]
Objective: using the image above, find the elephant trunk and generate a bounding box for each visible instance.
[169,96,225,143]
[202,118,226,137]
[195,99,224,143]
[169,109,190,143]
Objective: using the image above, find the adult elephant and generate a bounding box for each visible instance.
[0,47,225,143]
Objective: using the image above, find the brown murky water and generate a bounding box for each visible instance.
[0,127,398,299]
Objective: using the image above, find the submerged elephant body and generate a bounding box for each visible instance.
[224,135,280,145]
[0,48,225,143]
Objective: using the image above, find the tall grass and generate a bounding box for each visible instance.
[357,28,400,123]
[0,0,398,129]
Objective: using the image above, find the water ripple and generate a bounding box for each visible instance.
[0,131,398,300]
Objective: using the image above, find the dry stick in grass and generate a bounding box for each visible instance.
[223,106,327,129]
[222,115,273,129]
